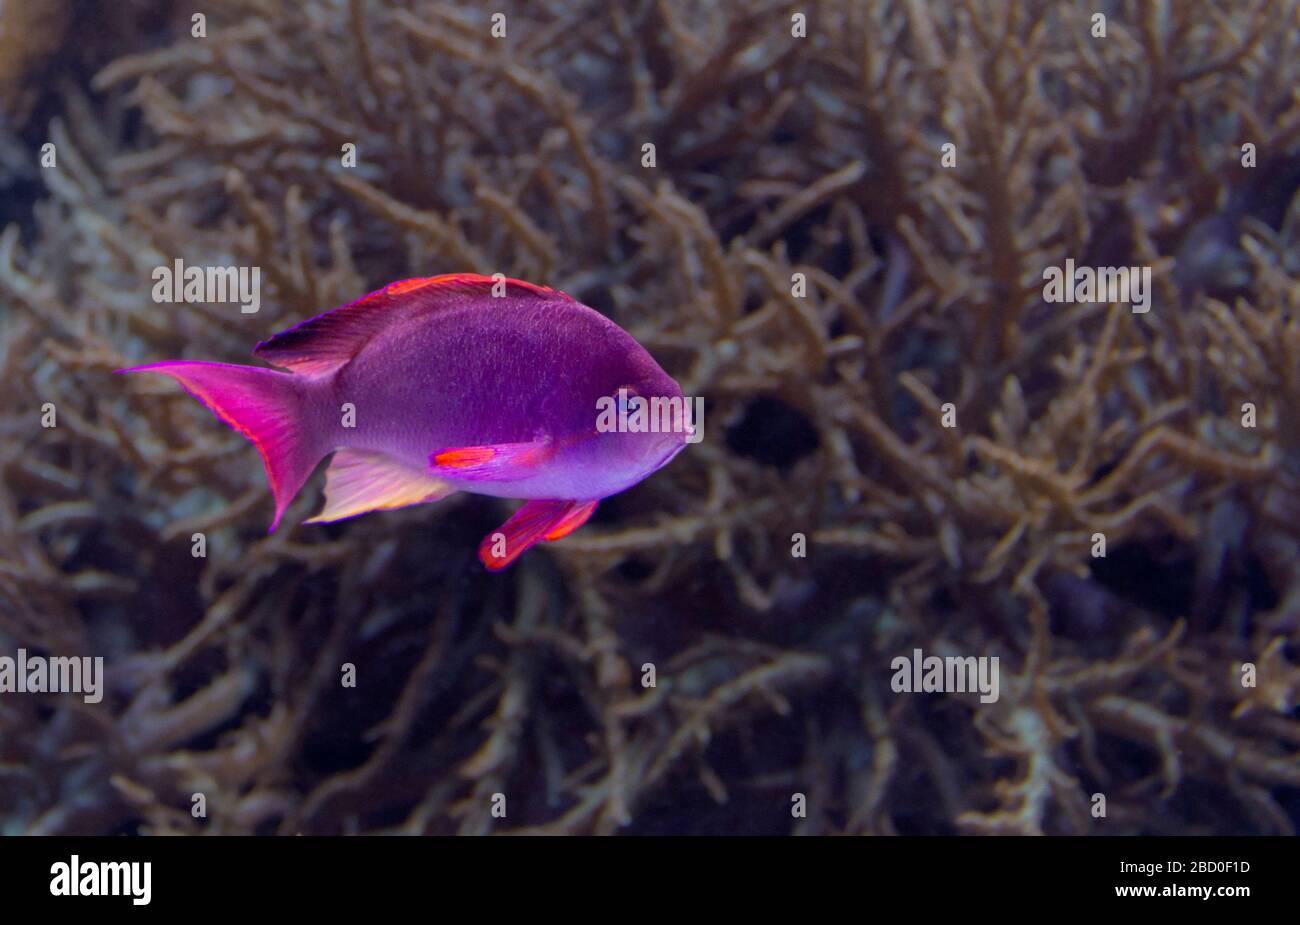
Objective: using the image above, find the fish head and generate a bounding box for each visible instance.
[573,346,691,495]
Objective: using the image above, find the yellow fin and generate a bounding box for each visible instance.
[305,449,455,524]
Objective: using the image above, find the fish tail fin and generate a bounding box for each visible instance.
[118,361,326,532]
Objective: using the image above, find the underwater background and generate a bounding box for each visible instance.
[2,0,1299,835]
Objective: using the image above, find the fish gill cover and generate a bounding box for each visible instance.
[0,0,1298,836]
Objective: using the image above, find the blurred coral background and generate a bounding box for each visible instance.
[1,0,1299,834]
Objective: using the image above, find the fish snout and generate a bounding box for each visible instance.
[652,429,689,469]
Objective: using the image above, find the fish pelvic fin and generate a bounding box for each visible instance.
[305,449,456,524]
[543,500,598,541]
[479,499,599,571]
[117,361,326,532]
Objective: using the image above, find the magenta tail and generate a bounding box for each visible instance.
[118,361,324,531]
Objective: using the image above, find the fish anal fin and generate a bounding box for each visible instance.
[254,275,573,374]
[479,499,592,571]
[305,449,455,524]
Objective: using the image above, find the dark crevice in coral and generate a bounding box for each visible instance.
[1088,540,1195,621]
[725,394,819,469]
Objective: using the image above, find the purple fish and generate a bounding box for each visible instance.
[119,274,690,569]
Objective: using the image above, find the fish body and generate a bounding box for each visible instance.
[120,274,689,569]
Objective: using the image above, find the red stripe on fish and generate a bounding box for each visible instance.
[544,500,598,541]
[429,438,554,480]
[433,447,497,468]
[384,278,437,296]
[385,274,566,299]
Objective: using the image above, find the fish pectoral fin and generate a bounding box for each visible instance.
[479,499,597,571]
[429,438,554,481]
[305,449,455,524]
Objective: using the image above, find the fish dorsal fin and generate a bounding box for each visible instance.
[254,274,572,375]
